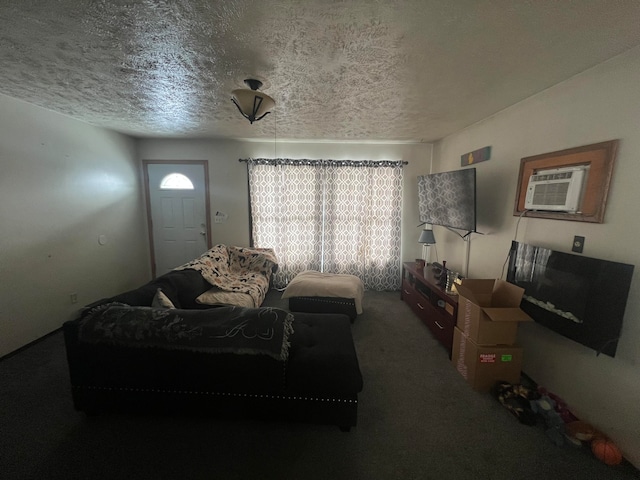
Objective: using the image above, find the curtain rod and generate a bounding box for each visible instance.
[238,158,408,165]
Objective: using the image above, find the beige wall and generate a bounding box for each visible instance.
[137,138,432,265]
[0,102,432,358]
[432,46,640,467]
[0,94,150,357]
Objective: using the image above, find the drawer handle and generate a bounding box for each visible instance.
[435,321,444,330]
[417,302,424,310]
[403,289,411,295]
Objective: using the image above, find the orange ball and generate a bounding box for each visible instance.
[591,436,623,466]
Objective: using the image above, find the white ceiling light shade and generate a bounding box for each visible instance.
[231,78,275,124]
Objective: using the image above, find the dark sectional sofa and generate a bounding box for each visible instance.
[63,269,364,430]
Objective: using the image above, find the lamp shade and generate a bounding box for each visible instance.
[231,88,275,124]
[418,229,436,244]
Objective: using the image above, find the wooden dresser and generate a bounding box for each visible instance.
[401,262,458,356]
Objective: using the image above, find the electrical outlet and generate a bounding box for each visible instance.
[572,236,585,253]
[70,293,78,304]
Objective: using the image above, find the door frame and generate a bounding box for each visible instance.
[143,160,212,278]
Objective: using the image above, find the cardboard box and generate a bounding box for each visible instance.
[452,327,523,392]
[455,279,532,345]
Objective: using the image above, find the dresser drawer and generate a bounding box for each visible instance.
[401,280,429,321]
[421,303,454,354]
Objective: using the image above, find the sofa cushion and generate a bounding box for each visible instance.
[196,288,255,308]
[151,288,176,308]
[86,269,212,310]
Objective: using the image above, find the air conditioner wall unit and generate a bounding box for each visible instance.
[524,165,590,212]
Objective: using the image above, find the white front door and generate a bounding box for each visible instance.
[145,162,211,276]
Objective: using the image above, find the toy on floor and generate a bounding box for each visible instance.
[537,387,578,424]
[591,436,623,465]
[530,394,566,446]
[492,381,540,426]
[494,382,626,465]
[565,420,600,443]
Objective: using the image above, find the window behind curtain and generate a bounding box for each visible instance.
[247,159,403,291]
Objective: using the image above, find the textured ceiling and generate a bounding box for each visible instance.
[2,1,640,142]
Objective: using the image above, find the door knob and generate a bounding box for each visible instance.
[200,231,206,236]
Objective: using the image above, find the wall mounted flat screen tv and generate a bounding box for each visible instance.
[506,241,634,357]
[418,168,476,233]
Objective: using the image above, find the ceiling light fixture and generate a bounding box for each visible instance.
[231,78,275,124]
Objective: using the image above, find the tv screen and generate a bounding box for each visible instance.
[418,168,476,232]
[506,241,634,357]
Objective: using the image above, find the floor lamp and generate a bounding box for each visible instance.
[418,228,436,265]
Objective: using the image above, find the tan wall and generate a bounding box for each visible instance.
[137,138,432,265]
[432,46,640,468]
[0,94,150,357]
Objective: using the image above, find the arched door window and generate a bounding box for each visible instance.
[159,173,194,190]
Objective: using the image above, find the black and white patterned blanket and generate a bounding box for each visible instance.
[78,303,294,361]
[174,245,278,307]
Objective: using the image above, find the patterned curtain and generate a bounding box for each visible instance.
[245,158,404,291]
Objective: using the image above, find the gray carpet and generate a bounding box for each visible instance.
[1,290,638,479]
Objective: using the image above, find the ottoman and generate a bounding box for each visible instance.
[281,270,364,321]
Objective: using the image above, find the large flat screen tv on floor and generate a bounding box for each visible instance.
[506,241,634,357]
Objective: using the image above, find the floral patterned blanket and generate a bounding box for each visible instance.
[78,302,294,361]
[174,245,278,307]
